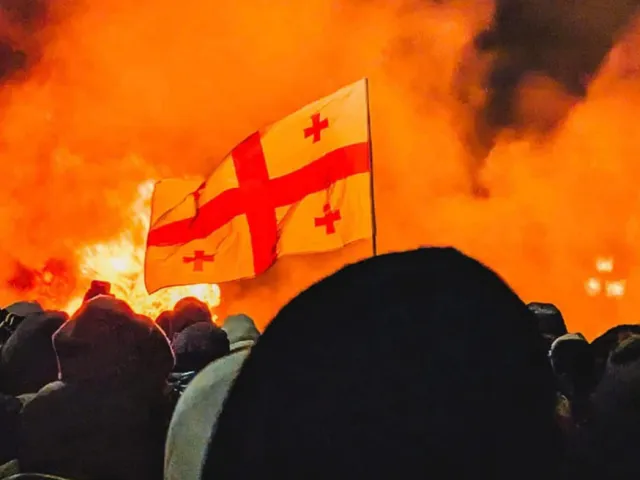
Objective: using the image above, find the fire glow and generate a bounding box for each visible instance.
[64,181,220,319]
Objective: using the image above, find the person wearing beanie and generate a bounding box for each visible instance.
[172,322,230,374]
[159,298,212,342]
[548,333,596,427]
[155,311,174,338]
[563,338,640,480]
[607,334,640,369]
[165,314,260,480]
[200,248,560,479]
[0,310,67,396]
[591,324,640,384]
[18,295,175,480]
[167,322,230,396]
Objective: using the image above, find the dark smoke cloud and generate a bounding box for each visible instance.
[0,0,70,301]
[454,0,640,195]
[0,0,50,82]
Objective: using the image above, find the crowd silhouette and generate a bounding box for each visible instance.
[0,247,637,479]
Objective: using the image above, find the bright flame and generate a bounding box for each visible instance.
[64,180,220,319]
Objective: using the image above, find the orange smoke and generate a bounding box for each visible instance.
[1,0,640,337]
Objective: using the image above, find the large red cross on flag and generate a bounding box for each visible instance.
[144,79,373,293]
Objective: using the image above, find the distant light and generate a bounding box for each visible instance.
[42,271,53,284]
[605,280,626,298]
[596,257,614,273]
[585,277,602,296]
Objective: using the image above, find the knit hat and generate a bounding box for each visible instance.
[158,298,212,341]
[172,322,230,373]
[591,324,640,382]
[53,295,174,386]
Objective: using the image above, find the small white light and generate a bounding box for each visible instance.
[596,257,614,273]
[605,280,626,298]
[585,278,602,296]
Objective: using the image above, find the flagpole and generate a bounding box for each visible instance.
[364,78,378,256]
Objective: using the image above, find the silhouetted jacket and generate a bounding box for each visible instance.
[18,296,175,480]
[164,314,259,480]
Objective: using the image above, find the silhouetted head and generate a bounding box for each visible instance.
[203,248,560,479]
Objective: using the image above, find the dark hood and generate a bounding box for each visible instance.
[528,302,567,339]
[0,310,67,395]
[591,324,640,383]
[53,295,174,387]
[564,357,640,479]
[5,301,44,318]
[158,298,212,341]
[202,247,560,479]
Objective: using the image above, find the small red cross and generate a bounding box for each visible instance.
[183,250,215,271]
[304,113,329,143]
[314,204,341,235]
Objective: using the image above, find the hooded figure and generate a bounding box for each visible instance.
[0,302,46,347]
[164,314,260,480]
[607,334,640,369]
[172,322,230,373]
[0,393,21,464]
[549,333,596,427]
[0,310,67,396]
[550,334,596,394]
[18,295,175,480]
[168,322,230,395]
[528,302,568,349]
[591,324,640,384]
[201,248,561,479]
[563,338,640,479]
[157,298,211,342]
[5,302,44,318]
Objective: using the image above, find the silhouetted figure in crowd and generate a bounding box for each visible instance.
[172,322,229,373]
[0,393,21,464]
[528,302,568,349]
[82,280,113,304]
[0,305,67,396]
[563,335,640,479]
[155,311,173,334]
[157,297,212,342]
[18,295,175,480]
[165,314,260,480]
[168,322,230,395]
[201,248,560,479]
[591,324,640,384]
[549,333,596,427]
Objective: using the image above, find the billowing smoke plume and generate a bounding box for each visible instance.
[0,0,50,78]
[454,0,640,195]
[1,0,640,337]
